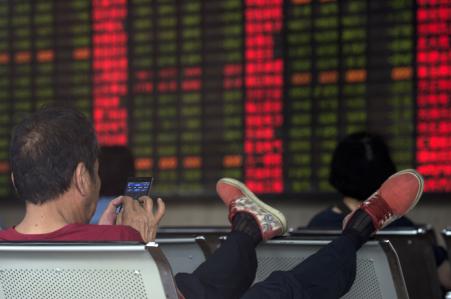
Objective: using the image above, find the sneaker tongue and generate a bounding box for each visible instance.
[228,196,252,222]
[364,192,394,230]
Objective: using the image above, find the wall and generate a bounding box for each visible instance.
[159,198,451,232]
[1,197,450,235]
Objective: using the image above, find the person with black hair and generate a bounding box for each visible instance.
[5,106,163,243]
[307,131,451,290]
[0,107,426,298]
[90,146,135,224]
[308,132,413,227]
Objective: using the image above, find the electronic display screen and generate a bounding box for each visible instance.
[0,0,449,199]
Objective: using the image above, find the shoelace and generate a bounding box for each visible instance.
[364,192,393,227]
[229,197,248,220]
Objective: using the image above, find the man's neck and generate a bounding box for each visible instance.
[15,196,84,234]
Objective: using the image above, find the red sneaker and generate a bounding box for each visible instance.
[347,169,424,230]
[216,178,287,241]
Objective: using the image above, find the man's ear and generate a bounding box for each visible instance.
[74,162,89,197]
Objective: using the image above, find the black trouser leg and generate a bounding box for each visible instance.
[175,231,257,299]
[241,235,357,299]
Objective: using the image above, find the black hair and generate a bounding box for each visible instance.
[329,132,397,200]
[10,105,99,204]
[99,146,135,196]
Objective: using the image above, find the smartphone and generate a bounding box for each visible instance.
[124,177,153,199]
[116,177,153,213]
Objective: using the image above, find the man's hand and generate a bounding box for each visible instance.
[98,196,124,225]
[118,196,166,243]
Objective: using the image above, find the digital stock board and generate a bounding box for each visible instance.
[0,0,449,199]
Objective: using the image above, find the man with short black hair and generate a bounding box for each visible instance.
[3,106,164,243]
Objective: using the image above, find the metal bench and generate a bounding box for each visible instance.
[291,226,442,299]
[156,236,209,275]
[256,237,408,299]
[158,226,230,253]
[0,242,178,299]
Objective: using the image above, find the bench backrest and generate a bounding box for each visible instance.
[0,242,178,299]
[156,237,209,275]
[292,226,442,299]
[256,238,408,299]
